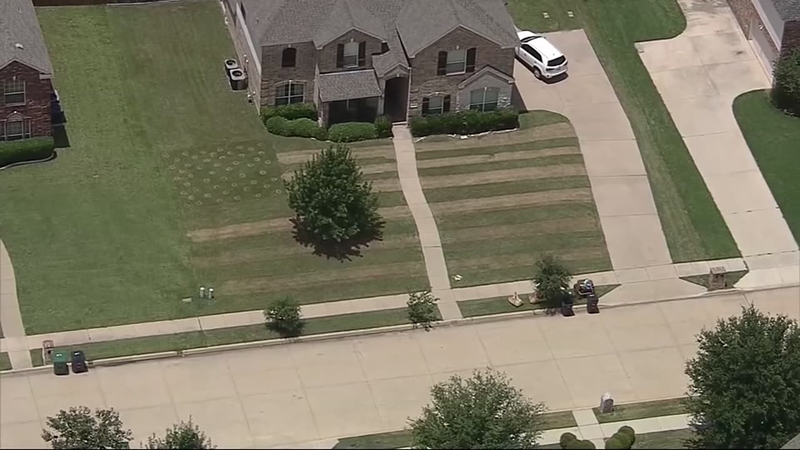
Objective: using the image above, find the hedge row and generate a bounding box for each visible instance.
[0,137,55,167]
[328,122,377,142]
[265,117,328,140]
[409,108,519,137]
[772,48,800,116]
[261,103,318,122]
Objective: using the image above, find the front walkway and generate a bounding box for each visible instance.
[0,241,31,368]
[1,286,796,448]
[514,30,673,271]
[635,0,799,284]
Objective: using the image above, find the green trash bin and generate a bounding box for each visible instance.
[53,350,69,376]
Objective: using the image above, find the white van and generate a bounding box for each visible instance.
[516,30,568,80]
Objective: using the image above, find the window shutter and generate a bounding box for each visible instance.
[443,95,451,113]
[437,51,447,75]
[358,42,366,66]
[422,97,430,115]
[336,44,345,68]
[466,48,476,72]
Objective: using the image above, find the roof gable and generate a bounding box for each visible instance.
[458,65,514,89]
[313,0,387,48]
[0,0,53,75]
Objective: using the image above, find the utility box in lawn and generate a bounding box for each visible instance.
[52,351,69,376]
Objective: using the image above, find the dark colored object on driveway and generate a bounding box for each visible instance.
[561,296,575,317]
[52,350,69,376]
[586,293,600,314]
[71,350,88,373]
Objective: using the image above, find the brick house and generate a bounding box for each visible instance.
[727,0,800,80]
[0,0,55,142]
[221,0,519,125]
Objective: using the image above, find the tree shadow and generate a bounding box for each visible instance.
[291,218,385,261]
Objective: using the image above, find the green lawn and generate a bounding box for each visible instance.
[0,1,425,334]
[29,307,414,366]
[733,90,800,243]
[0,353,10,371]
[594,397,688,423]
[419,111,612,287]
[632,428,693,449]
[507,0,739,263]
[458,284,619,317]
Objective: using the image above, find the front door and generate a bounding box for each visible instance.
[383,76,409,122]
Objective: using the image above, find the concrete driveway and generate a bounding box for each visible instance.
[3,286,797,449]
[635,0,799,267]
[514,30,672,271]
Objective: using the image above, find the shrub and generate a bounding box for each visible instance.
[265,116,327,140]
[407,290,439,331]
[617,426,635,445]
[533,254,572,304]
[263,296,303,337]
[375,115,393,138]
[408,108,519,137]
[0,136,55,167]
[261,103,317,122]
[608,432,633,449]
[565,439,596,449]
[560,432,578,449]
[604,437,625,450]
[328,122,377,142]
[772,48,800,116]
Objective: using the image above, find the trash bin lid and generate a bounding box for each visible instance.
[52,351,69,363]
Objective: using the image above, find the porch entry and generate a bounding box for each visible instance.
[384,76,409,122]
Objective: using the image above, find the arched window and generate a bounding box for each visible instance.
[282,48,296,68]
[4,112,29,141]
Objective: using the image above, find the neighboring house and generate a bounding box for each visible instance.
[727,0,800,80]
[222,0,519,125]
[0,0,55,142]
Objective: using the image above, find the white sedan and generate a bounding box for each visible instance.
[515,30,568,79]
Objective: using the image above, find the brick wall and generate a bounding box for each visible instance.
[317,30,383,73]
[0,62,53,139]
[223,0,263,108]
[781,20,800,58]
[261,42,317,107]
[407,27,514,118]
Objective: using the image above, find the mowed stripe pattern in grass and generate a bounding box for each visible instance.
[187,142,429,307]
[418,112,612,286]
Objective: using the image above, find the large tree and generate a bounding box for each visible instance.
[685,305,800,449]
[144,418,215,449]
[410,369,546,449]
[285,144,384,259]
[41,406,132,449]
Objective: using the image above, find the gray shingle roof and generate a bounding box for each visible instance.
[0,0,53,74]
[244,0,518,57]
[772,0,800,21]
[317,69,381,101]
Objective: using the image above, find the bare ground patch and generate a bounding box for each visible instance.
[454,246,608,271]
[276,146,395,165]
[421,165,586,189]
[221,260,424,295]
[192,233,422,268]
[189,206,412,243]
[441,217,600,244]
[430,189,593,216]
[416,147,580,170]
[415,123,576,152]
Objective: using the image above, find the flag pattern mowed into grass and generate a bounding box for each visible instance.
[417,112,612,287]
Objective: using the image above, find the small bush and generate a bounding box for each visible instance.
[407,290,439,331]
[565,439,596,449]
[265,116,327,140]
[604,437,625,450]
[328,122,377,142]
[560,432,577,449]
[261,103,317,122]
[408,108,519,137]
[375,115,393,138]
[0,136,55,167]
[617,426,635,446]
[533,254,572,304]
[772,48,800,116]
[263,296,303,337]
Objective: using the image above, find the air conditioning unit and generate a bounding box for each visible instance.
[225,58,239,71]
[229,68,248,91]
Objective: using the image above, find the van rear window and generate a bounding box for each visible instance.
[548,56,566,67]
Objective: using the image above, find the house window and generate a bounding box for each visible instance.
[446,50,466,74]
[422,95,450,115]
[469,87,499,112]
[4,79,25,105]
[2,115,31,141]
[282,48,296,67]
[343,42,359,67]
[275,82,304,105]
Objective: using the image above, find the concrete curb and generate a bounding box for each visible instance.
[2,283,796,376]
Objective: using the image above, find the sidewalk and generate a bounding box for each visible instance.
[0,241,31,369]
[0,255,759,355]
[635,0,799,265]
[514,30,672,271]
[2,286,795,449]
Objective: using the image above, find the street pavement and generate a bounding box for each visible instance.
[2,286,797,449]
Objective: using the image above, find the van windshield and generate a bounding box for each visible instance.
[521,35,540,43]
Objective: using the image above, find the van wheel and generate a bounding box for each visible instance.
[533,67,542,79]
